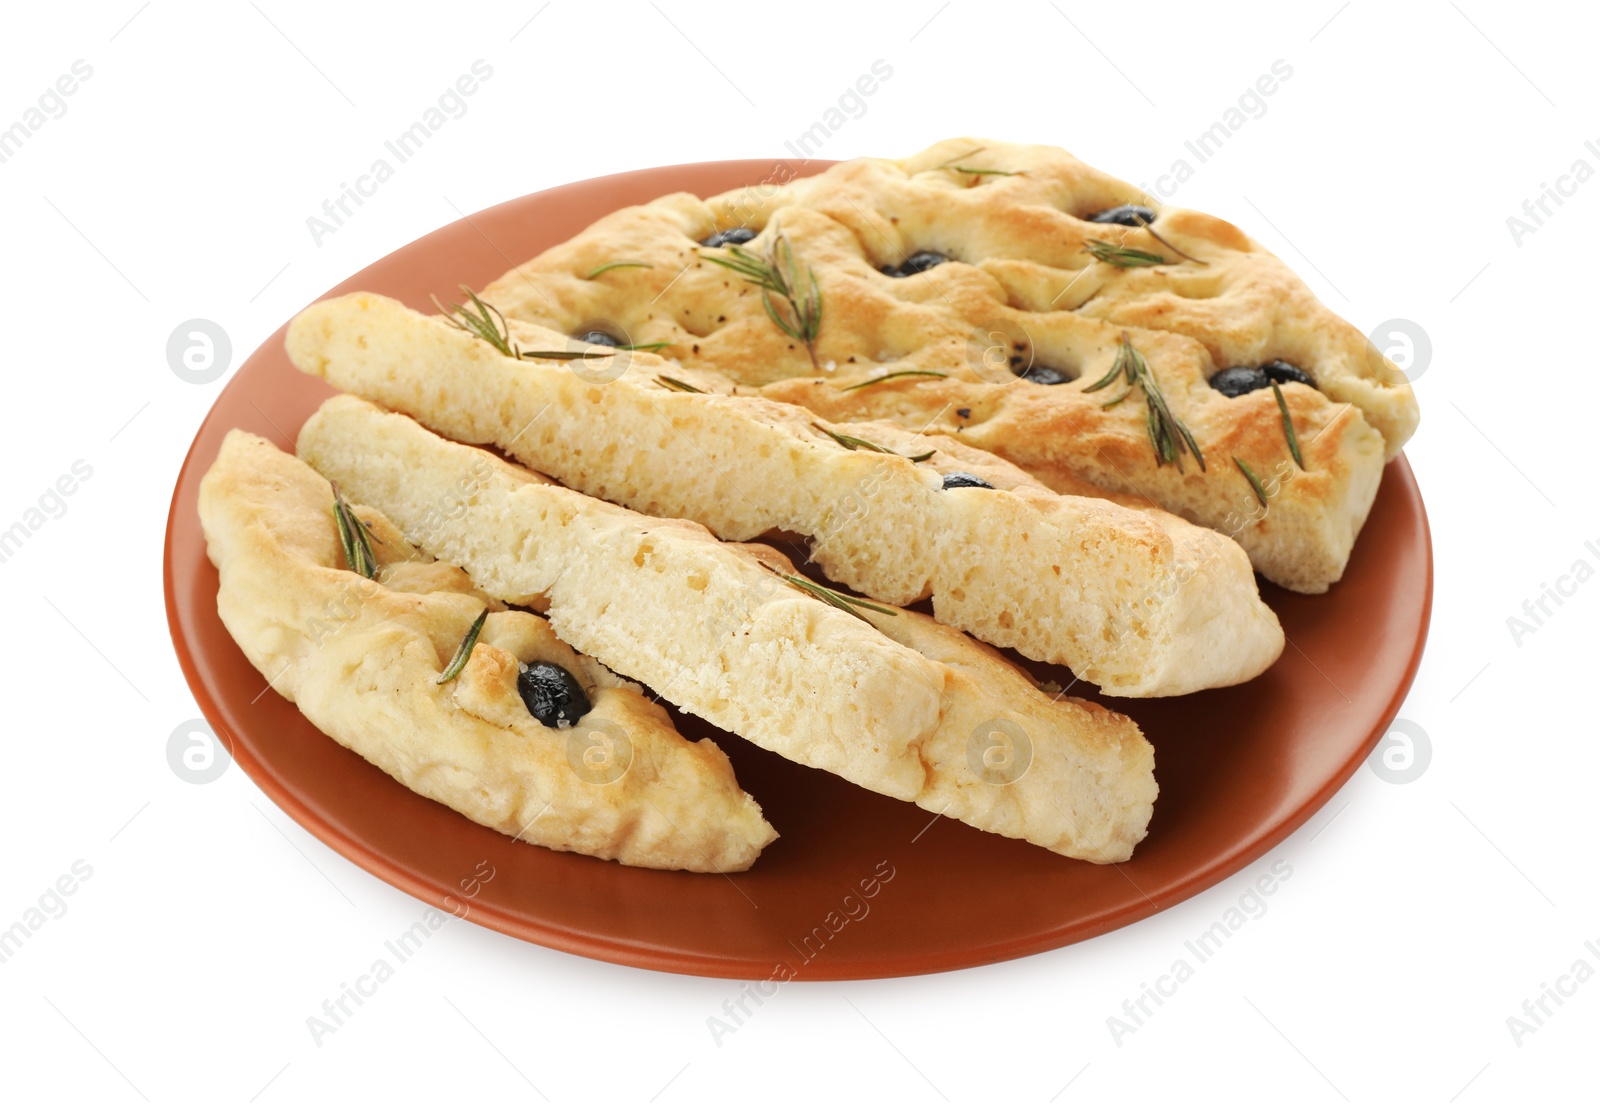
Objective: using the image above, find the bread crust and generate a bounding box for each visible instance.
[287,292,1283,696]
[198,430,776,872]
[480,138,1418,592]
[298,396,1158,862]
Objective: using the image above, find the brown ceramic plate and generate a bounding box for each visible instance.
[164,159,1432,980]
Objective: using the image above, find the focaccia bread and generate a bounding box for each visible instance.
[480,137,1419,592]
[288,292,1283,697]
[299,396,1158,862]
[198,430,776,872]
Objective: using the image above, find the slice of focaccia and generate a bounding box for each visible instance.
[479,137,1419,593]
[198,430,776,872]
[298,396,1158,863]
[287,292,1283,697]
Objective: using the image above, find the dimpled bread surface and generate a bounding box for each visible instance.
[480,137,1419,593]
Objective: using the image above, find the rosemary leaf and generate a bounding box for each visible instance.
[761,290,799,340]
[1083,239,1167,267]
[1082,354,1126,393]
[1175,417,1206,469]
[585,260,654,278]
[699,245,780,288]
[801,264,821,343]
[948,166,1022,176]
[435,286,663,362]
[1101,382,1136,408]
[813,423,894,453]
[1100,333,1206,472]
[812,423,935,462]
[332,493,356,573]
[1234,456,1268,507]
[701,234,822,366]
[839,369,948,391]
[433,286,518,358]
[933,145,987,168]
[331,483,378,580]
[1272,380,1305,469]
[656,374,704,393]
[1146,402,1169,463]
[1128,212,1209,266]
[516,349,619,360]
[761,562,898,622]
[436,608,488,684]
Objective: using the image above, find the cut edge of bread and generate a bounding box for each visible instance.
[296,395,1158,862]
[287,291,1284,696]
[198,429,777,873]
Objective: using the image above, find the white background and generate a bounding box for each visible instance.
[1,1,1593,1100]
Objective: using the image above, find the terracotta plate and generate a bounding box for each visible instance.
[164,159,1432,980]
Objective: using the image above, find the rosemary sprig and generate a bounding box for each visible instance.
[839,369,948,391]
[1085,333,1205,471]
[434,286,519,358]
[516,349,621,360]
[1234,456,1267,507]
[435,286,660,361]
[761,562,898,623]
[331,483,379,580]
[436,608,488,684]
[1128,212,1208,266]
[812,423,893,453]
[656,374,704,393]
[519,341,667,360]
[699,234,821,367]
[1083,239,1167,267]
[811,423,935,462]
[1271,380,1304,469]
[934,145,987,168]
[585,260,654,278]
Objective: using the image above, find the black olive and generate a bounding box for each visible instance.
[517,661,593,729]
[575,330,621,347]
[1087,204,1157,227]
[1208,366,1271,398]
[1015,364,1072,385]
[700,227,757,248]
[941,472,995,490]
[882,251,948,277]
[1262,360,1318,389]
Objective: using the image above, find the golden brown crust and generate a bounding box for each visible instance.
[481,138,1418,592]
[198,430,776,872]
